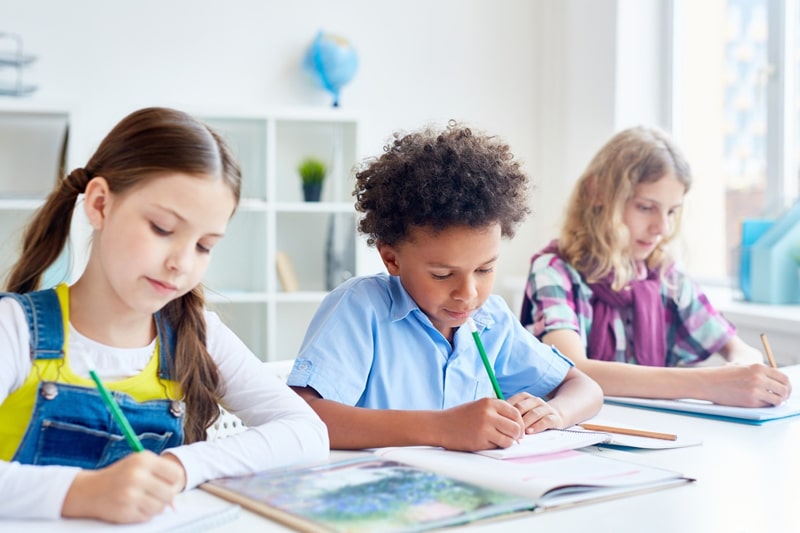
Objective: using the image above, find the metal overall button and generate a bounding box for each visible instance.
[169,400,185,417]
[40,382,58,400]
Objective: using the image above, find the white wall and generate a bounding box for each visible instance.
[1,0,540,301]
[1,0,670,307]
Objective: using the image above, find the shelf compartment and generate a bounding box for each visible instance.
[275,211,356,293]
[207,301,269,361]
[273,301,321,362]
[203,116,268,202]
[274,119,358,204]
[204,210,267,293]
[0,111,68,198]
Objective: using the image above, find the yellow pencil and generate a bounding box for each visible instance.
[759,333,778,368]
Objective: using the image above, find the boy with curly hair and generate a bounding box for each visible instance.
[288,121,602,452]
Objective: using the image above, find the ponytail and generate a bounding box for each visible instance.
[5,168,91,293]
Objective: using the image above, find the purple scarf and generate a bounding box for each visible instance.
[528,240,667,367]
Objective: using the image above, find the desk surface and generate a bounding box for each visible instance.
[196,367,800,533]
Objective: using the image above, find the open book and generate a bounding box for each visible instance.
[604,364,800,425]
[376,446,692,510]
[202,456,533,533]
[203,446,692,532]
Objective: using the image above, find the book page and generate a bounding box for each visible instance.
[376,447,691,508]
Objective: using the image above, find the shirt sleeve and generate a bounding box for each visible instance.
[158,311,329,490]
[286,279,378,405]
[0,298,83,520]
[524,253,584,338]
[666,267,736,365]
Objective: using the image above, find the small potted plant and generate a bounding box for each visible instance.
[298,157,327,202]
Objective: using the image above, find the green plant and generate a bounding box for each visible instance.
[297,157,327,185]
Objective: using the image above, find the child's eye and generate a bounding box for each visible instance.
[477,267,494,274]
[151,223,171,236]
[432,273,451,280]
[196,243,211,254]
[637,204,654,212]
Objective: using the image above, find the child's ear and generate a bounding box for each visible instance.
[377,243,401,275]
[83,177,112,230]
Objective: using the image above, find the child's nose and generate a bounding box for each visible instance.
[166,244,193,273]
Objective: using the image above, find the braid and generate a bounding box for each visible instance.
[163,286,223,443]
[4,168,89,293]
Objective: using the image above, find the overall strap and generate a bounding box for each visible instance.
[0,289,64,360]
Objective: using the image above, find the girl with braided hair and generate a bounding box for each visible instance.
[0,107,327,523]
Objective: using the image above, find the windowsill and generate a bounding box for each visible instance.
[701,284,800,335]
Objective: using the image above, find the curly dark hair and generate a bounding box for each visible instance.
[354,121,530,246]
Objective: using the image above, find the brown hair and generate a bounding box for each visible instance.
[559,126,691,290]
[6,107,242,443]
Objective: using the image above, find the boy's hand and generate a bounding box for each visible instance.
[62,450,184,523]
[435,398,524,451]
[507,391,564,434]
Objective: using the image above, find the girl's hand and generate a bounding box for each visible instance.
[507,391,564,434]
[705,364,792,407]
[62,450,185,523]
[435,398,524,451]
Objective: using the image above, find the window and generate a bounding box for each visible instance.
[672,0,800,284]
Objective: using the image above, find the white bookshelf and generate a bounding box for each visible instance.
[201,110,378,361]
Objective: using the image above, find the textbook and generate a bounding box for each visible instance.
[604,364,800,425]
[202,447,692,532]
[201,456,534,532]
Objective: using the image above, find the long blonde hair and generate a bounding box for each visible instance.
[559,126,691,290]
[6,107,241,443]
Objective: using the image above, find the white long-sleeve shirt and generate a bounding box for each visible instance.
[0,298,329,519]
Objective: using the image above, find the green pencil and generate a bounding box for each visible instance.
[466,317,504,400]
[78,352,145,452]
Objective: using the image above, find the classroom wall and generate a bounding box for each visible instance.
[0,0,667,306]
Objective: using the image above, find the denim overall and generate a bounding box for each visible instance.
[1,287,185,468]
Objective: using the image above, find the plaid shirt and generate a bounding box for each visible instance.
[522,251,735,366]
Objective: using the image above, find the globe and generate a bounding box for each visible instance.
[302,31,358,107]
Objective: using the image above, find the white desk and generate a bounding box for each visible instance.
[198,367,800,532]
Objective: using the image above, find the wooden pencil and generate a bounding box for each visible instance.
[578,423,677,441]
[759,333,778,368]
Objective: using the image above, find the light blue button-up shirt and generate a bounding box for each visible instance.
[288,273,573,410]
